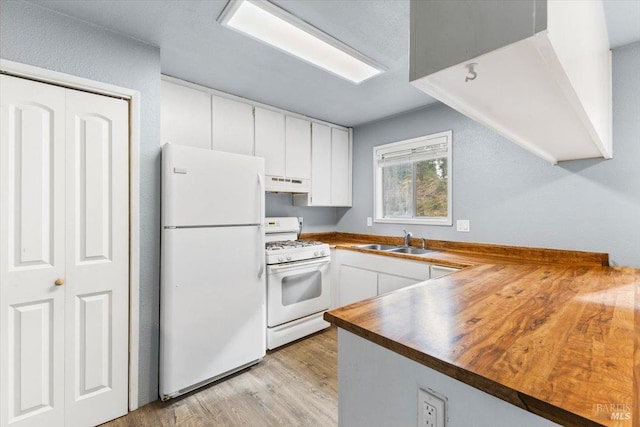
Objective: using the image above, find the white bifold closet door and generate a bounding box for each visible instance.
[0,74,129,427]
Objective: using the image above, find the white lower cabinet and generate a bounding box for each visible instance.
[336,251,431,306]
[377,273,420,295]
[430,264,461,278]
[338,265,378,306]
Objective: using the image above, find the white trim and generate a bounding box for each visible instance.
[0,59,142,411]
[373,130,453,226]
[127,93,141,411]
[161,74,350,131]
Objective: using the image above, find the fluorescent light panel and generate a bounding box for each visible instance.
[218,0,384,84]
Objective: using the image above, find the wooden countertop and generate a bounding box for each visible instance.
[302,232,609,268]
[310,233,634,426]
[325,264,639,427]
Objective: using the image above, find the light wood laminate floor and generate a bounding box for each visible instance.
[102,327,338,427]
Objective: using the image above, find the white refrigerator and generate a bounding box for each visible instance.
[160,144,266,400]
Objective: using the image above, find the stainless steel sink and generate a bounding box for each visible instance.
[387,247,439,255]
[357,243,398,251]
[357,244,439,256]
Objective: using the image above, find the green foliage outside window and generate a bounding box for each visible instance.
[382,158,448,219]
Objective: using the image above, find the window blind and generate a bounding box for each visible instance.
[377,141,448,167]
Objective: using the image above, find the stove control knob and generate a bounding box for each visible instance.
[314,251,319,257]
[321,250,326,256]
[286,255,292,261]
[278,256,284,262]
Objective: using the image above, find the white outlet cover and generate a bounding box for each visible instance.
[418,388,446,427]
[456,219,470,232]
[367,217,373,226]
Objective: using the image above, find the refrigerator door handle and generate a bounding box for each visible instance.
[257,172,264,219]
[258,224,265,279]
[257,172,265,279]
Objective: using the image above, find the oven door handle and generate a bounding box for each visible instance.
[268,257,330,272]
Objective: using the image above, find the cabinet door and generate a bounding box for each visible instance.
[378,273,419,295]
[310,123,332,205]
[331,128,351,206]
[161,80,211,149]
[254,107,285,177]
[211,95,254,156]
[430,265,461,279]
[285,116,311,179]
[338,265,377,307]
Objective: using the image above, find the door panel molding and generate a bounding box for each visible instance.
[9,103,55,270]
[75,291,112,399]
[75,114,113,264]
[8,299,54,421]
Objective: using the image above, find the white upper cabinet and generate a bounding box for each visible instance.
[161,80,211,149]
[211,94,254,156]
[161,77,351,195]
[331,128,351,206]
[255,112,311,192]
[310,123,332,205]
[294,125,352,207]
[410,0,612,164]
[285,116,311,180]
[254,107,286,177]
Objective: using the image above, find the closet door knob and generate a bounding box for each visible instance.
[55,278,65,286]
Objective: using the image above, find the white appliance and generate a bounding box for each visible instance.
[160,144,266,400]
[265,217,331,350]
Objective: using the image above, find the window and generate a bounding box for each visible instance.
[374,131,452,225]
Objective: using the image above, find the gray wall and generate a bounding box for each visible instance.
[266,193,338,232]
[339,330,559,427]
[0,0,161,406]
[339,42,640,268]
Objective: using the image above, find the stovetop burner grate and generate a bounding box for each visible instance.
[265,240,325,251]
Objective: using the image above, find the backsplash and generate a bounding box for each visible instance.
[265,193,339,233]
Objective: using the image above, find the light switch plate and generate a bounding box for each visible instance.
[456,220,470,232]
[367,217,373,227]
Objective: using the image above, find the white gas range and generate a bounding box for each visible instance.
[264,217,331,350]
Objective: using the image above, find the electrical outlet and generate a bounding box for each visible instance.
[456,219,470,232]
[298,217,303,228]
[418,388,446,427]
[367,217,373,227]
[423,402,437,427]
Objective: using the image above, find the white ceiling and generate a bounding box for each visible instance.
[27,0,640,127]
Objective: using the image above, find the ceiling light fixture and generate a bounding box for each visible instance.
[218,0,385,84]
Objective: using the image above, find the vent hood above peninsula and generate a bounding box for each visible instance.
[409,0,612,164]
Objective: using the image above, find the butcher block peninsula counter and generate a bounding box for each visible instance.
[312,234,638,427]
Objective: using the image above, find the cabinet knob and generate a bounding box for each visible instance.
[54,278,65,286]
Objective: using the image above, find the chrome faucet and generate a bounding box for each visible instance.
[402,229,412,247]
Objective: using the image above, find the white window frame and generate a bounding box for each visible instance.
[373,131,452,226]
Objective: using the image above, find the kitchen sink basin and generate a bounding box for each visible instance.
[387,247,439,255]
[357,243,398,251]
[357,244,439,256]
